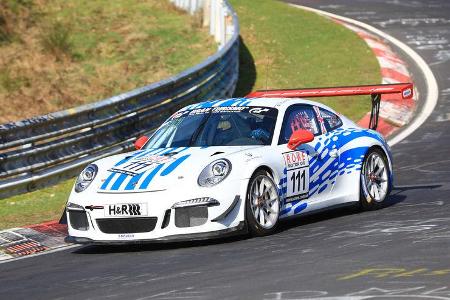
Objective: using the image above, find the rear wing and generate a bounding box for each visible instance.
[246,83,413,130]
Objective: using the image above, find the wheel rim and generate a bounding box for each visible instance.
[249,175,280,229]
[363,152,388,202]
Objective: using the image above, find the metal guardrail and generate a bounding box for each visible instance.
[0,0,239,199]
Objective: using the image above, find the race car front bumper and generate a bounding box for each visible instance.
[65,177,248,244]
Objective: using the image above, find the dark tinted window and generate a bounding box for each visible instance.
[145,106,278,148]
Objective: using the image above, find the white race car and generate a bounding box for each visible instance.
[64,83,413,244]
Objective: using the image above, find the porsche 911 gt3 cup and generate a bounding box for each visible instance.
[64,83,413,244]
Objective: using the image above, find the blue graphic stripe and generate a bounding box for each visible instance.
[281,128,385,217]
[109,147,191,191]
[100,172,117,190]
[139,164,164,189]
[280,202,307,216]
[110,173,129,190]
[294,202,308,214]
[184,98,251,110]
[124,173,145,191]
[160,155,191,176]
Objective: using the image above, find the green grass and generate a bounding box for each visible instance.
[0,0,381,230]
[0,180,74,229]
[231,0,380,120]
[0,0,215,123]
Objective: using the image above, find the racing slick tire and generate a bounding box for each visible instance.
[245,170,281,236]
[360,148,391,210]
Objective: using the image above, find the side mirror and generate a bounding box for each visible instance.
[287,129,314,150]
[134,136,149,150]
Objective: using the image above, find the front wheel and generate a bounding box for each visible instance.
[245,170,280,236]
[360,148,391,210]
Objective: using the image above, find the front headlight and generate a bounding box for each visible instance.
[198,159,232,187]
[74,164,98,193]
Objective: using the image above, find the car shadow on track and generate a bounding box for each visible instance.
[275,183,443,234]
[72,234,250,255]
[276,193,407,233]
[71,192,416,255]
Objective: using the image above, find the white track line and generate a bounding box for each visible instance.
[289,4,439,147]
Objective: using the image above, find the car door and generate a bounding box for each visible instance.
[275,104,340,217]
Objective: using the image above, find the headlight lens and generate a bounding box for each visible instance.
[75,164,98,193]
[198,159,232,187]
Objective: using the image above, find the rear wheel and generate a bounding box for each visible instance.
[245,170,280,236]
[360,148,391,210]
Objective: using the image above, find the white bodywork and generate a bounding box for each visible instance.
[66,98,392,243]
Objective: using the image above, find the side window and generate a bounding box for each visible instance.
[319,108,343,132]
[279,105,320,144]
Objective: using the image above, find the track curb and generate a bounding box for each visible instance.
[335,19,416,136]
[0,221,73,263]
[289,4,439,147]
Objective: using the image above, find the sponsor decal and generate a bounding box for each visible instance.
[189,108,211,115]
[85,205,104,211]
[106,203,147,217]
[249,107,270,115]
[171,110,189,119]
[109,154,176,176]
[283,151,310,199]
[212,106,247,113]
[402,88,412,98]
[172,106,272,120]
[285,193,308,203]
[117,234,135,239]
[283,151,309,170]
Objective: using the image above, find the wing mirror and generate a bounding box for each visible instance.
[287,129,314,150]
[134,136,149,150]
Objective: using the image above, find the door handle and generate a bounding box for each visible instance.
[330,149,339,158]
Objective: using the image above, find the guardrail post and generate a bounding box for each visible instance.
[203,0,211,27]
[209,0,216,35]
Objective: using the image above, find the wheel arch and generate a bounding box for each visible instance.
[243,165,281,202]
[244,165,282,236]
[361,144,394,194]
[364,144,393,174]
[248,165,280,189]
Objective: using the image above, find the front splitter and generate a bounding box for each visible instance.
[64,221,246,245]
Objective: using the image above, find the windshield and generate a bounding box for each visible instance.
[145,106,278,148]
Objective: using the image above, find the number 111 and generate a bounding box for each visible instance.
[290,168,306,193]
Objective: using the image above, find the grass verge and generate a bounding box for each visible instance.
[0,0,381,230]
[231,0,380,120]
[0,0,215,123]
[0,180,73,229]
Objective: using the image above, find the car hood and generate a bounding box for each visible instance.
[95,146,259,193]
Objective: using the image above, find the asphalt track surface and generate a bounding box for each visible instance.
[1,1,450,299]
